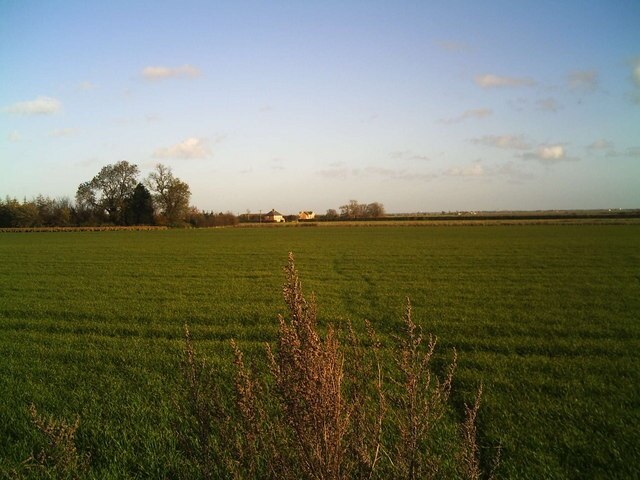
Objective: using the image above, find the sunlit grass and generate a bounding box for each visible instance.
[1,225,639,478]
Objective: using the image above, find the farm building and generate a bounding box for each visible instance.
[264,209,285,222]
[298,211,315,220]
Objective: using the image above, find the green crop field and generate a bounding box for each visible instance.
[1,225,639,478]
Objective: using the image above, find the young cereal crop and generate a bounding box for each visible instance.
[0,225,639,478]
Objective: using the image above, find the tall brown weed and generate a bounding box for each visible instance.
[174,253,497,479]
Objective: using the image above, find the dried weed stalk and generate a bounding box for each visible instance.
[175,253,497,480]
[265,253,351,480]
[24,403,88,479]
[390,299,457,479]
[172,324,232,479]
[460,385,483,480]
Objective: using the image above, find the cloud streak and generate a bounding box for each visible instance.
[77,81,97,91]
[445,161,535,182]
[49,128,76,137]
[5,96,62,115]
[474,74,535,88]
[587,139,613,151]
[604,146,640,158]
[317,165,435,181]
[537,98,560,112]
[389,150,430,161]
[472,135,530,150]
[7,131,22,142]
[446,162,484,177]
[153,137,211,159]
[440,108,492,124]
[142,65,201,80]
[567,70,598,91]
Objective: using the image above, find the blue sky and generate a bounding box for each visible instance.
[1,0,639,213]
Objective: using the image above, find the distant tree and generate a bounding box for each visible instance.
[124,184,155,225]
[325,208,339,220]
[35,196,73,226]
[340,200,362,219]
[53,197,74,226]
[337,200,385,219]
[0,196,75,228]
[75,161,140,224]
[0,198,19,227]
[187,208,238,227]
[14,199,39,227]
[365,202,385,218]
[146,164,191,225]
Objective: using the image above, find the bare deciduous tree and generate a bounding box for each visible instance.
[146,164,191,224]
[339,200,385,219]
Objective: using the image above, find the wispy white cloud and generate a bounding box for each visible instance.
[446,161,484,177]
[587,139,614,151]
[322,161,531,182]
[474,74,535,88]
[604,146,640,158]
[629,59,640,103]
[142,65,201,80]
[535,145,564,160]
[633,59,640,87]
[493,161,535,182]
[7,130,22,142]
[317,167,350,179]
[362,167,436,181]
[537,98,560,112]
[317,165,435,181]
[364,166,398,177]
[77,81,97,91]
[440,108,492,124]
[49,128,76,137]
[389,150,430,161]
[472,135,530,150]
[567,70,598,91]
[624,146,640,158]
[521,144,574,163]
[153,137,211,159]
[446,161,534,182]
[5,96,62,115]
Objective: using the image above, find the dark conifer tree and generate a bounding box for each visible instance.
[124,184,155,225]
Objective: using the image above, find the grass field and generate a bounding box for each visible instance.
[1,225,639,478]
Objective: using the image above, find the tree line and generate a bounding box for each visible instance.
[0,161,237,228]
[324,199,386,220]
[1,162,387,228]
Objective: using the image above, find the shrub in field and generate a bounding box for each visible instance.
[174,253,497,479]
